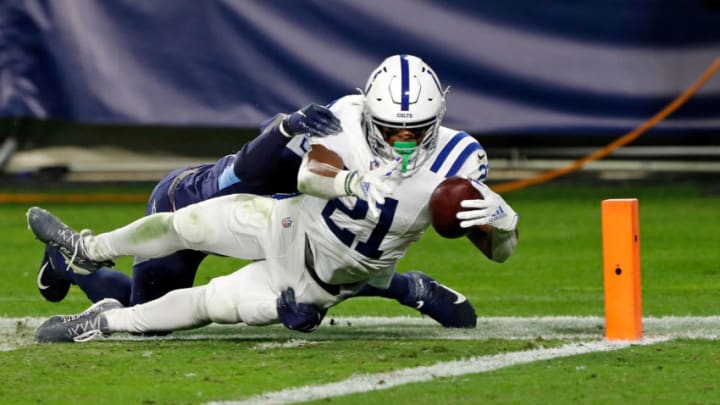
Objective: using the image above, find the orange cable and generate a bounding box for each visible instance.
[492,57,720,194]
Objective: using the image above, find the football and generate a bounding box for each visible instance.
[429,176,483,238]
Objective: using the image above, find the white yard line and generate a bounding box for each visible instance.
[209,337,669,405]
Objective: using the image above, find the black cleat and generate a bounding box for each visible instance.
[26,207,114,274]
[35,298,123,343]
[37,245,72,302]
[406,271,477,328]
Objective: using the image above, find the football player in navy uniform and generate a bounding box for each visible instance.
[35,101,477,330]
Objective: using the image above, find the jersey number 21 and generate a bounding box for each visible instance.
[321,198,398,260]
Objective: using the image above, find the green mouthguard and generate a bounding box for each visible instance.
[393,141,417,173]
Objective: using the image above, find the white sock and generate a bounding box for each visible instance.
[85,213,186,261]
[104,287,210,333]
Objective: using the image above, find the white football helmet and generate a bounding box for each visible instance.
[362,54,447,175]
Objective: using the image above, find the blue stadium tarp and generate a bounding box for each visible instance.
[2,0,720,134]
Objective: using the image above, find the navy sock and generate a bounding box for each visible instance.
[48,247,131,305]
[130,250,205,305]
[73,268,132,306]
[355,272,412,303]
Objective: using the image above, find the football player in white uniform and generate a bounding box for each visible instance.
[28,55,519,342]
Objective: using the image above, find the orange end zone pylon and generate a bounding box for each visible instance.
[601,199,642,340]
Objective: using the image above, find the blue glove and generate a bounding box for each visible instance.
[276,287,327,333]
[282,104,342,137]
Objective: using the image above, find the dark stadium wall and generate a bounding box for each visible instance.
[1,0,719,149]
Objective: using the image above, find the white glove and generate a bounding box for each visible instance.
[347,157,401,218]
[456,179,518,231]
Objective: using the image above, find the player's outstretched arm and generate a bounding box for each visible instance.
[457,180,519,263]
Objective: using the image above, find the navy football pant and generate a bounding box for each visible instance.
[63,167,209,306]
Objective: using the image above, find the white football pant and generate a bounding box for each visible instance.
[101,194,343,333]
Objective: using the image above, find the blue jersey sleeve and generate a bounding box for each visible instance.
[164,114,308,207]
[216,113,307,196]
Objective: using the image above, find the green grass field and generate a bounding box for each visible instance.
[0,181,718,404]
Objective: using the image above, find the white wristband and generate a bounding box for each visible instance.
[333,170,358,196]
[491,228,517,263]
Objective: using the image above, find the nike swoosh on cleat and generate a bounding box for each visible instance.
[432,281,467,305]
[37,262,51,290]
[448,287,468,305]
[415,300,424,309]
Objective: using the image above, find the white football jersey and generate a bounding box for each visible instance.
[300,95,488,288]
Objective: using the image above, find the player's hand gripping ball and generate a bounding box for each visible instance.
[429,176,483,238]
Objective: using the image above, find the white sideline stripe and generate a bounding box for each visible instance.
[2,315,720,352]
[325,315,720,339]
[210,337,669,405]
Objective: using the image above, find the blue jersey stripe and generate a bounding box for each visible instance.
[446,143,482,177]
[218,164,241,190]
[400,55,409,111]
[430,132,470,173]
